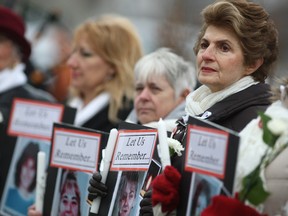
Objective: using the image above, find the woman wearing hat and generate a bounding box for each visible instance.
[0,7,56,209]
[0,6,55,126]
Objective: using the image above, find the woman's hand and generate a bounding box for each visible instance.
[139,190,153,216]
[87,172,108,201]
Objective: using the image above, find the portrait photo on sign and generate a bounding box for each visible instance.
[140,159,161,198]
[0,137,50,216]
[186,173,222,216]
[50,168,90,216]
[108,170,145,216]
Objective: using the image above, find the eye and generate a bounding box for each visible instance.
[150,85,161,94]
[80,48,93,57]
[219,42,230,52]
[71,200,78,206]
[129,193,134,199]
[135,85,144,93]
[121,194,127,201]
[200,41,209,50]
[61,198,68,205]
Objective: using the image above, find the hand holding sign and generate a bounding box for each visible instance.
[152,119,175,215]
[90,128,118,214]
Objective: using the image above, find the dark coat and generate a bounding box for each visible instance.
[202,83,271,132]
[171,83,272,170]
[81,101,134,133]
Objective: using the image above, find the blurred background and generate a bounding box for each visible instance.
[1,0,287,81]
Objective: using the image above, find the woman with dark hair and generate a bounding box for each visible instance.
[191,178,211,216]
[5,142,39,215]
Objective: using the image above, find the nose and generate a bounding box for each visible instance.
[137,87,151,101]
[66,52,78,68]
[65,202,72,211]
[123,196,129,206]
[201,45,215,61]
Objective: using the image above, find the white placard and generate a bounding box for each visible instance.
[50,128,101,172]
[8,98,64,140]
[185,125,229,179]
[111,129,157,171]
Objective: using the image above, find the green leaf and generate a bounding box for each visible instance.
[245,175,270,206]
[169,147,175,156]
[238,159,270,206]
[238,164,261,202]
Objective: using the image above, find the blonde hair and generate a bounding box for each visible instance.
[72,14,143,122]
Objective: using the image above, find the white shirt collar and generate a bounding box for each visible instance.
[0,63,27,93]
[68,92,110,126]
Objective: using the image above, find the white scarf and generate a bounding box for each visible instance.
[185,76,258,116]
[0,63,27,93]
[68,92,110,126]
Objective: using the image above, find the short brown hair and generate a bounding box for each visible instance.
[193,0,279,83]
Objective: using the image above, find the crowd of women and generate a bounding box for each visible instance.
[0,0,287,215]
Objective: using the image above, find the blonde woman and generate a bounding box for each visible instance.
[67,14,143,132]
[27,14,143,216]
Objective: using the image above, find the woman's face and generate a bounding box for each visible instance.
[67,36,114,95]
[20,157,36,190]
[134,74,183,124]
[196,25,253,92]
[0,35,18,71]
[59,181,79,216]
[119,181,137,216]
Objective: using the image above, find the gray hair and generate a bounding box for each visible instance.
[134,48,196,99]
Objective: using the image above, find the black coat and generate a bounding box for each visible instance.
[171,83,272,170]
[81,101,133,133]
[200,83,272,132]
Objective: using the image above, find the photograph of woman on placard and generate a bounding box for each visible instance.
[186,173,222,216]
[0,137,50,216]
[59,171,81,216]
[109,171,144,216]
[51,169,90,216]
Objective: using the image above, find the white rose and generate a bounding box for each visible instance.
[167,137,184,156]
[267,118,287,135]
[234,118,268,192]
